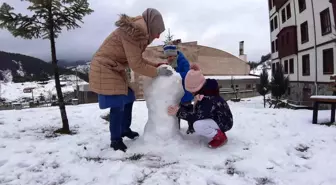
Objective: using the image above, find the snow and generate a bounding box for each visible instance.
[13,60,25,77]
[311,95,336,100]
[69,63,90,74]
[1,96,336,184]
[0,75,87,102]
[141,65,184,144]
[205,75,259,80]
[250,60,272,81]
[0,69,13,82]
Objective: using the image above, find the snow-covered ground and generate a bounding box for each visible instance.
[0,75,87,102]
[0,96,336,185]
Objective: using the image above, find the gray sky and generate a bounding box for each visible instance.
[0,0,270,62]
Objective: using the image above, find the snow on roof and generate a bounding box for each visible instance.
[205,75,259,80]
[310,95,336,100]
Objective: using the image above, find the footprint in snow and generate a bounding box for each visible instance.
[17,162,31,168]
[0,160,8,167]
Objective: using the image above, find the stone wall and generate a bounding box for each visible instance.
[287,82,333,109]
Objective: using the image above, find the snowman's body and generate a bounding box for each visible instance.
[142,65,185,143]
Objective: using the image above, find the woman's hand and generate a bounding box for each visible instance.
[155,62,168,67]
[168,105,179,116]
[157,66,173,77]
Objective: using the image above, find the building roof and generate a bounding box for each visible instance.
[144,41,250,76]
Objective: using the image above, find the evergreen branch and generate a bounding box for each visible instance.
[1,0,93,39]
[0,3,46,39]
[52,0,93,31]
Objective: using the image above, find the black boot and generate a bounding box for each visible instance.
[122,130,139,140]
[186,122,195,134]
[110,139,127,152]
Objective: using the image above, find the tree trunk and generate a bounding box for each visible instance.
[47,3,70,133]
[263,95,266,108]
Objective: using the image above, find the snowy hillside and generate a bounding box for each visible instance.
[250,60,272,80]
[0,51,85,82]
[0,97,335,184]
[0,75,88,102]
[67,63,90,74]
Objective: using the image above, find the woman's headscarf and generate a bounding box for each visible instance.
[142,8,165,44]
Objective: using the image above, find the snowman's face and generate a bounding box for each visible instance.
[144,65,184,103]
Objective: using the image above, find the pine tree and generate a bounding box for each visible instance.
[270,63,289,102]
[257,68,270,108]
[164,28,174,45]
[0,0,93,134]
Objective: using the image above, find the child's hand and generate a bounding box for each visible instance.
[195,94,204,101]
[168,105,179,116]
[194,94,204,104]
[190,63,200,71]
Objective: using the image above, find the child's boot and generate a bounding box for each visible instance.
[208,130,228,148]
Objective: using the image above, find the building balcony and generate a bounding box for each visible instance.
[277,26,298,58]
[274,0,289,11]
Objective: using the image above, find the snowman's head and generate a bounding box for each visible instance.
[147,65,184,103]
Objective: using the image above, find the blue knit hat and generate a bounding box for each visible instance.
[163,44,178,57]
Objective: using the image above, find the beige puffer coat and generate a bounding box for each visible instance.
[89,13,164,95]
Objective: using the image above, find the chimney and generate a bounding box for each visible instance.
[239,41,247,62]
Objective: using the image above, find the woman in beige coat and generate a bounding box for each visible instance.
[89,8,171,152]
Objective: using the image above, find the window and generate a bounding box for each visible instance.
[246,84,252,89]
[286,4,291,19]
[289,59,294,74]
[276,62,280,70]
[323,48,334,74]
[282,9,286,23]
[300,21,309,43]
[298,0,306,13]
[281,3,292,24]
[272,63,276,74]
[302,54,310,76]
[320,8,331,36]
[284,60,289,73]
[271,41,275,53]
[274,16,278,29]
[270,16,278,32]
[275,39,278,51]
[269,0,274,10]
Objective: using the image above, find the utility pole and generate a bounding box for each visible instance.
[0,81,1,99]
[75,62,79,99]
[31,89,34,102]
